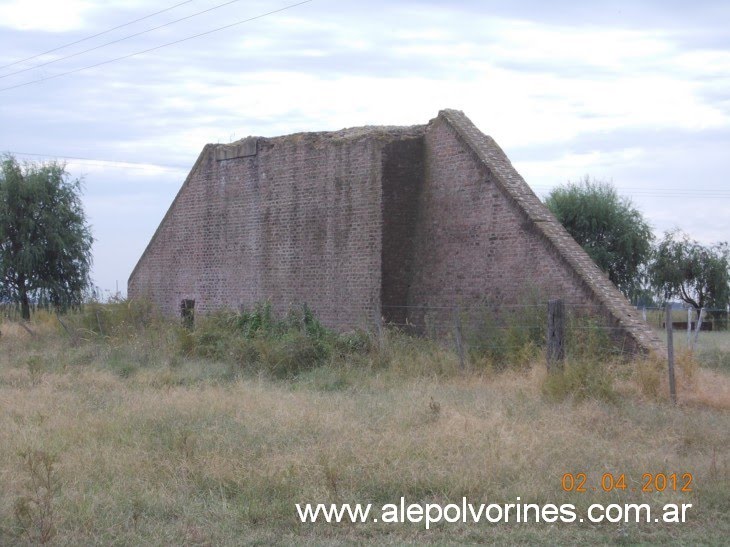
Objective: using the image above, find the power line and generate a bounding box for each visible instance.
[0,0,314,93]
[1,0,247,80]
[5,150,187,171]
[0,0,195,71]
[530,185,730,198]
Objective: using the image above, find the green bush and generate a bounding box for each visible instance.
[176,303,342,378]
[332,329,372,356]
[256,331,330,378]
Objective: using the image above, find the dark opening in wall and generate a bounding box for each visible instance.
[180,299,195,329]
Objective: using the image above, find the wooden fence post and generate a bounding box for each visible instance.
[666,304,677,405]
[374,309,383,352]
[180,299,195,330]
[693,308,705,349]
[547,299,565,372]
[453,306,466,370]
[96,311,104,335]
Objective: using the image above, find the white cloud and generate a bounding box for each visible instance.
[0,0,93,32]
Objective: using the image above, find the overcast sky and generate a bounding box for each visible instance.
[1,0,729,296]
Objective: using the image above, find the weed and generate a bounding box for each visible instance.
[174,429,197,461]
[256,331,329,378]
[542,358,617,402]
[26,356,44,386]
[465,302,544,371]
[428,397,441,420]
[635,357,662,398]
[332,329,372,356]
[106,349,138,378]
[70,297,160,337]
[698,346,730,372]
[320,455,341,498]
[565,314,616,360]
[230,337,261,371]
[13,450,60,544]
[175,326,195,357]
[676,349,699,387]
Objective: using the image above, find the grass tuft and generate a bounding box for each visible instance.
[541,358,617,402]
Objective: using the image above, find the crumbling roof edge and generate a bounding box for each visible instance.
[220,124,427,151]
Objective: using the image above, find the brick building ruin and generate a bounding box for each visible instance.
[128,109,662,354]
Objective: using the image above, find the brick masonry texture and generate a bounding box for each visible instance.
[129,110,663,355]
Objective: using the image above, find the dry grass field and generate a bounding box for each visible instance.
[0,305,728,545]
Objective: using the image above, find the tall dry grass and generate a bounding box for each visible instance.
[0,305,728,545]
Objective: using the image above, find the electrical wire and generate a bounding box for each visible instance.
[0,0,314,93]
[5,150,187,171]
[0,0,195,71]
[0,0,247,80]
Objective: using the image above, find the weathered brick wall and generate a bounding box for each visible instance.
[408,115,590,308]
[129,128,423,328]
[406,110,662,353]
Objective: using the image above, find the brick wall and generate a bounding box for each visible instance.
[408,115,590,309]
[129,127,423,328]
[409,110,662,353]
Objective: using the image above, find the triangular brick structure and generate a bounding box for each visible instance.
[129,109,663,355]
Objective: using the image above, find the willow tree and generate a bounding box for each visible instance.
[650,230,730,322]
[545,177,654,302]
[0,155,93,320]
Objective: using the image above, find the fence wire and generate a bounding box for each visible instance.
[373,301,653,363]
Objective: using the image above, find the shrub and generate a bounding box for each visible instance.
[256,331,330,378]
[332,329,372,356]
[565,314,616,360]
[465,304,544,371]
[13,450,60,544]
[174,304,343,378]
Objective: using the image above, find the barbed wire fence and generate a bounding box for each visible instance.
[636,305,729,331]
[372,300,652,368]
[374,300,727,404]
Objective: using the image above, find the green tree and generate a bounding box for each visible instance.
[544,177,654,302]
[649,230,730,320]
[0,155,93,320]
